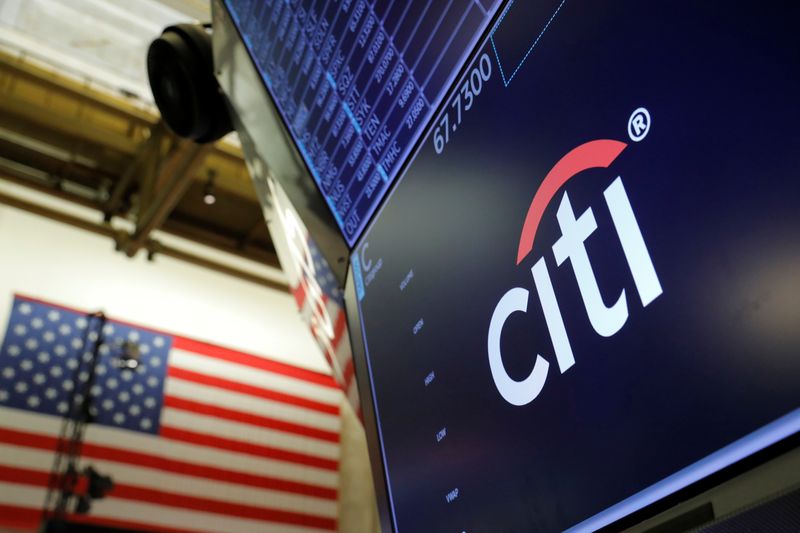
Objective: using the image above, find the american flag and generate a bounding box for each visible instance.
[0,295,341,532]
[292,237,359,415]
[259,175,360,416]
[308,237,343,307]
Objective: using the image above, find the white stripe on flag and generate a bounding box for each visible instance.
[160,408,339,460]
[169,349,341,405]
[164,378,340,432]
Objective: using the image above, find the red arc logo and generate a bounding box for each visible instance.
[516,139,628,264]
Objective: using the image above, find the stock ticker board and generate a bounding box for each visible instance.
[225,0,502,246]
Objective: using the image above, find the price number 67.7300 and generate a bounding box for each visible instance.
[433,52,492,155]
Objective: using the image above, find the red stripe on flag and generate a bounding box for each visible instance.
[164,395,340,443]
[160,426,339,471]
[0,428,337,500]
[0,504,205,533]
[0,504,41,530]
[314,326,337,373]
[172,336,338,389]
[168,366,339,415]
[0,466,337,531]
[343,357,356,390]
[331,310,348,352]
[293,280,307,310]
[0,463,49,485]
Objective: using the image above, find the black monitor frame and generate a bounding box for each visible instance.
[344,265,395,532]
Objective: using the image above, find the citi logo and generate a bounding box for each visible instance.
[488,138,663,406]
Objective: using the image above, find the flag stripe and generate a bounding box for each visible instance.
[168,366,339,415]
[169,349,340,405]
[0,426,337,499]
[0,503,40,530]
[116,484,336,530]
[292,281,307,310]
[0,483,334,533]
[1,409,339,488]
[0,464,337,530]
[164,395,340,443]
[0,444,338,517]
[165,378,340,432]
[160,426,339,471]
[160,408,339,460]
[343,357,356,390]
[171,337,337,390]
[331,310,348,351]
[0,462,54,485]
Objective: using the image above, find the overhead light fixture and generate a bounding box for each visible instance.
[203,172,216,205]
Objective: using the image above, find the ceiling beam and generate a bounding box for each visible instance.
[122,140,212,257]
[0,92,144,155]
[0,50,255,200]
[104,121,167,220]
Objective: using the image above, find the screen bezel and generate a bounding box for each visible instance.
[344,266,396,531]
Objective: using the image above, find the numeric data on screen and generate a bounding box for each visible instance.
[225,0,501,246]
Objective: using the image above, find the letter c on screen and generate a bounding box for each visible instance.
[488,287,550,406]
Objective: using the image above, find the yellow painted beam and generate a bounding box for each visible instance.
[0,49,257,201]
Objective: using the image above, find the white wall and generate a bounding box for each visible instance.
[0,191,328,374]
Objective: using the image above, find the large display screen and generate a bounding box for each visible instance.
[351,1,800,531]
[225,0,502,246]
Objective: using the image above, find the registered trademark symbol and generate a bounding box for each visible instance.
[627,107,651,142]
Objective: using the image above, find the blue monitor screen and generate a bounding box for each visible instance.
[225,0,502,246]
[352,1,800,531]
